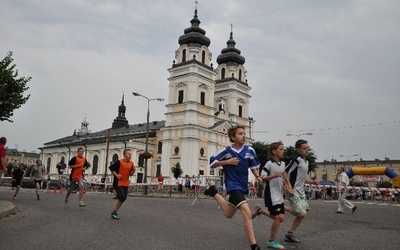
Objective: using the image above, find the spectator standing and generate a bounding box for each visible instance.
[336,166,357,214]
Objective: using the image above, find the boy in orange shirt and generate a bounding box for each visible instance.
[109,149,136,220]
[65,148,89,207]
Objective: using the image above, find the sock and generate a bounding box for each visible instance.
[250,244,258,250]
[112,210,117,214]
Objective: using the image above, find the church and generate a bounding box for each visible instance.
[40,7,256,184]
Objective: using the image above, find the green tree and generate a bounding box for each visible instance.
[377,181,392,188]
[251,141,270,167]
[0,51,31,122]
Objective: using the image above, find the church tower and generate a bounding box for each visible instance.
[112,94,129,129]
[215,28,254,139]
[161,7,222,176]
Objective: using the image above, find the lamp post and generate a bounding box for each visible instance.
[132,91,164,195]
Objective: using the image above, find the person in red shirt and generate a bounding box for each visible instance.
[109,149,135,220]
[157,173,164,196]
[64,148,89,207]
[0,137,8,183]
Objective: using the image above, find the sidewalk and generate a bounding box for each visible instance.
[0,200,17,219]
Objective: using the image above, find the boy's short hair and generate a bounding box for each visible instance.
[228,125,245,142]
[77,147,84,151]
[0,137,6,144]
[269,141,283,155]
[123,148,131,155]
[295,139,308,149]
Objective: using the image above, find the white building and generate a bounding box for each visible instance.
[40,7,256,184]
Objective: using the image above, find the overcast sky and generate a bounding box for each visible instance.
[1,0,399,162]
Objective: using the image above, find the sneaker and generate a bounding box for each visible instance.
[352,206,357,213]
[79,201,86,207]
[12,196,17,200]
[284,233,301,243]
[252,204,262,219]
[254,246,261,250]
[37,196,40,201]
[64,199,68,206]
[267,240,285,249]
[336,211,344,214]
[111,212,120,220]
[204,185,218,197]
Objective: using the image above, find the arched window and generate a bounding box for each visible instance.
[239,69,242,81]
[202,50,206,63]
[46,157,51,174]
[182,49,186,62]
[112,154,119,164]
[200,92,205,105]
[178,90,184,104]
[221,68,225,79]
[92,155,99,175]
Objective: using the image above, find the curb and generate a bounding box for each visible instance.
[0,200,18,219]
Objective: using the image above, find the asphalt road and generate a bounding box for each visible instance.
[0,188,399,250]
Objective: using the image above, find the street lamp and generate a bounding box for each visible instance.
[286,132,313,138]
[132,91,164,195]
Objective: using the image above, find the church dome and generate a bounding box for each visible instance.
[216,31,245,65]
[178,8,211,47]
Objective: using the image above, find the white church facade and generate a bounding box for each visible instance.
[40,7,256,184]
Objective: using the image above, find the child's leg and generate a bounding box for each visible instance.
[13,185,20,198]
[239,203,257,245]
[270,214,285,241]
[284,205,306,233]
[214,194,236,218]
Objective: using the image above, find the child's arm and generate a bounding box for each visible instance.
[284,174,294,195]
[250,168,263,183]
[210,157,239,168]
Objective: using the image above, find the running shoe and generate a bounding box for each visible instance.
[284,233,301,243]
[64,199,68,206]
[111,212,120,220]
[12,196,17,200]
[252,204,262,219]
[79,201,86,207]
[352,206,357,213]
[204,185,218,197]
[267,240,285,249]
[37,195,40,201]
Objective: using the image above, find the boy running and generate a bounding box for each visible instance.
[204,125,262,250]
[254,142,288,249]
[109,149,135,220]
[283,139,318,243]
[31,160,46,200]
[12,163,25,200]
[65,148,89,207]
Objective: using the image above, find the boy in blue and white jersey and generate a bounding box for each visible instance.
[283,139,318,244]
[204,125,262,250]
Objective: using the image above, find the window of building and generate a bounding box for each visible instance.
[210,169,214,175]
[200,92,205,105]
[182,49,186,62]
[138,155,144,167]
[239,69,242,81]
[202,50,206,63]
[218,104,223,111]
[174,147,180,155]
[238,105,243,117]
[200,148,205,157]
[112,154,119,164]
[46,157,51,174]
[178,90,184,104]
[221,68,225,79]
[156,164,161,178]
[92,155,98,175]
[158,141,162,154]
[199,169,204,175]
